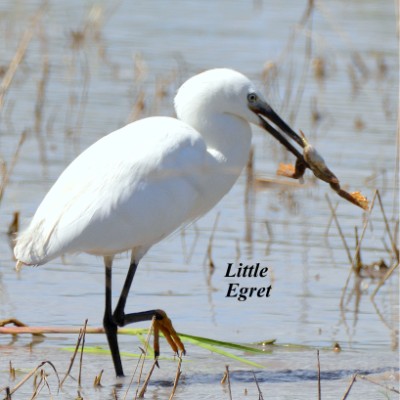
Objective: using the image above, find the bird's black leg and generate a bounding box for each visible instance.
[113,260,164,327]
[107,257,185,374]
[113,260,139,321]
[103,257,124,377]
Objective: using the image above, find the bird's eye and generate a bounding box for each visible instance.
[247,93,258,103]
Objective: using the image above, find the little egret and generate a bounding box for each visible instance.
[14,68,306,376]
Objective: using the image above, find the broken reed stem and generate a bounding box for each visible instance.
[129,318,155,400]
[93,369,103,387]
[0,4,46,110]
[78,319,88,387]
[317,350,321,400]
[60,324,86,387]
[340,374,357,400]
[2,361,59,399]
[225,365,233,400]
[30,369,45,400]
[31,368,53,400]
[252,371,264,400]
[122,352,144,400]
[168,353,183,400]
[137,359,158,398]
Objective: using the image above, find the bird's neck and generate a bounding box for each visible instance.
[196,112,252,170]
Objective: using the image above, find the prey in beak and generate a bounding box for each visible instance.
[247,92,369,210]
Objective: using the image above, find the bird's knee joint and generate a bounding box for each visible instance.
[112,311,125,327]
[154,309,167,320]
[103,314,117,332]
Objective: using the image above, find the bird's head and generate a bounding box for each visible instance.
[175,68,305,158]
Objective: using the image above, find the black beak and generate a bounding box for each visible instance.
[250,100,306,162]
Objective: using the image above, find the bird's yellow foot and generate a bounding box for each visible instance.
[153,310,185,358]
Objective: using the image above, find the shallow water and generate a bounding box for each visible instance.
[0,0,398,399]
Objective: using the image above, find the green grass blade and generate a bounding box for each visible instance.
[186,339,265,368]
[178,332,274,354]
[72,329,273,368]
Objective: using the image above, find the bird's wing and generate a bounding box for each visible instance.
[14,117,216,265]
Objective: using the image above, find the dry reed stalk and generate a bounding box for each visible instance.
[354,227,362,275]
[205,211,220,271]
[0,130,27,204]
[121,318,154,400]
[34,56,50,168]
[371,261,399,300]
[340,374,357,400]
[33,368,53,400]
[93,369,103,387]
[325,195,353,265]
[30,369,45,400]
[137,359,158,398]
[375,190,399,262]
[1,361,59,399]
[134,318,156,399]
[7,211,20,237]
[168,353,183,400]
[60,322,86,387]
[355,374,400,394]
[152,71,178,115]
[127,90,146,123]
[225,365,233,400]
[8,362,15,381]
[235,238,241,262]
[252,371,264,400]
[0,4,46,110]
[180,220,200,264]
[78,319,88,387]
[336,191,378,309]
[220,369,228,384]
[122,351,144,400]
[324,200,338,236]
[0,158,6,195]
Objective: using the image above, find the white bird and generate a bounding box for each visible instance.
[14,68,305,376]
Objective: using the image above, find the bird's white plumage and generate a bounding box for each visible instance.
[14,68,261,266]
